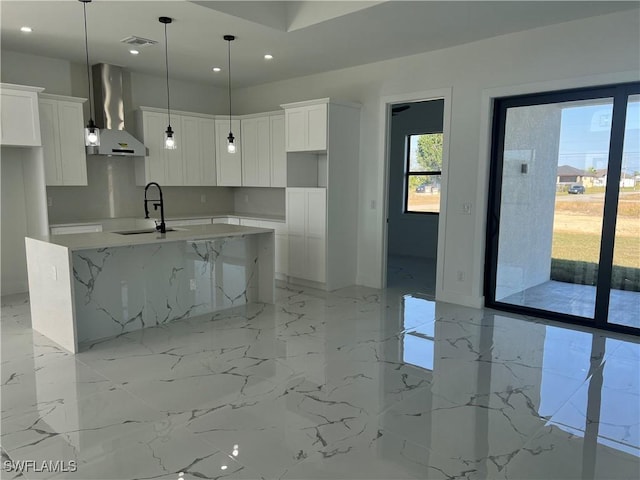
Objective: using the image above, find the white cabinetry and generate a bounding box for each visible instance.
[282,98,360,290]
[240,113,286,187]
[136,107,216,186]
[0,84,43,147]
[270,115,286,187]
[241,116,270,187]
[283,102,327,152]
[39,94,87,186]
[240,218,288,276]
[287,188,326,283]
[215,119,242,186]
[181,116,216,186]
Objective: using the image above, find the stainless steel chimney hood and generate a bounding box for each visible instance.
[87,63,146,156]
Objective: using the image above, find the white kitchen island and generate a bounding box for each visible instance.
[25,224,274,353]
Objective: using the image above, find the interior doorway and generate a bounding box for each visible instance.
[384,98,446,296]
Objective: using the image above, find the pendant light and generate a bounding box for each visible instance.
[80,0,99,147]
[160,17,176,150]
[224,35,236,154]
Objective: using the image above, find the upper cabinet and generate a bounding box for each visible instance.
[1,84,44,147]
[39,94,88,186]
[136,107,216,186]
[283,101,327,152]
[241,112,286,188]
[215,118,242,186]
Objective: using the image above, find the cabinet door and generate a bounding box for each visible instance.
[306,188,327,238]
[142,111,168,184]
[164,114,184,185]
[287,189,306,235]
[306,104,327,151]
[270,115,286,187]
[199,118,217,185]
[215,119,242,186]
[39,100,62,185]
[181,116,201,186]
[1,89,41,146]
[285,108,306,152]
[306,236,326,283]
[57,101,87,185]
[287,234,306,278]
[242,117,270,187]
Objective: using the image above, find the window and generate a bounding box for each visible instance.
[405,133,443,213]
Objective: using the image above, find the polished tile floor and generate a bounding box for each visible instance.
[1,282,639,479]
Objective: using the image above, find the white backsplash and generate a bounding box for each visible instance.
[47,155,235,223]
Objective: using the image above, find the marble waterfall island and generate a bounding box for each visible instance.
[25,224,275,353]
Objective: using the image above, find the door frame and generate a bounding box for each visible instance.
[379,87,452,296]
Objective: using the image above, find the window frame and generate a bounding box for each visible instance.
[404,132,443,215]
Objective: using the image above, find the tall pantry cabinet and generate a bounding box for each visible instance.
[281,98,360,291]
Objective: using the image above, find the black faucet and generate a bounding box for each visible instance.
[144,182,166,233]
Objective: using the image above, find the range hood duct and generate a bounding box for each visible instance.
[88,63,146,156]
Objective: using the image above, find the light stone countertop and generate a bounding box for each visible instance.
[49,213,286,229]
[30,223,274,251]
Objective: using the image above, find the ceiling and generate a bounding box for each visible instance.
[1,1,637,88]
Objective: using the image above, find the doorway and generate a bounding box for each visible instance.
[485,82,640,334]
[385,98,445,295]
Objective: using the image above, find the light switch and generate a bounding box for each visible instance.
[463,202,472,215]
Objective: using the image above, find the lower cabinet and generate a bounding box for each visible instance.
[286,188,326,284]
[240,218,288,276]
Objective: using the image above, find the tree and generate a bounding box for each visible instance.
[416,133,443,172]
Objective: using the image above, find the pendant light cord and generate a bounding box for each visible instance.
[82,1,93,122]
[227,38,232,133]
[164,22,171,127]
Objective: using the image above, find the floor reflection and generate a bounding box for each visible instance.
[1,285,638,479]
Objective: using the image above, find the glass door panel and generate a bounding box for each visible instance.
[608,94,640,328]
[495,98,613,319]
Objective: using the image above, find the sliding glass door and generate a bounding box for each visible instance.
[486,83,639,334]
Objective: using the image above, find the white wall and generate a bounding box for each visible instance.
[388,100,443,259]
[233,10,640,306]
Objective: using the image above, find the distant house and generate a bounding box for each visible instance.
[556,165,596,188]
[593,168,636,188]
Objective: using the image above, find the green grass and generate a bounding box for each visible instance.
[552,232,640,268]
[550,259,640,292]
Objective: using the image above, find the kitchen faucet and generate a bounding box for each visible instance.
[144,182,166,233]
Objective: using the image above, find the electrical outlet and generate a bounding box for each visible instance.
[200,194,206,203]
[462,202,472,215]
[457,271,465,282]
[189,279,196,291]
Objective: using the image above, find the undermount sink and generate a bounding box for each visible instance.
[114,228,176,235]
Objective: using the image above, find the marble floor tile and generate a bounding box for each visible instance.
[2,280,639,479]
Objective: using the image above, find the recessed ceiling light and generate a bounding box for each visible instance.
[20,26,32,33]
[264,54,273,60]
[212,67,221,72]
[129,49,140,55]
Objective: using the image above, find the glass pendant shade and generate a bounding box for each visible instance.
[164,125,177,150]
[84,118,99,147]
[227,132,236,154]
